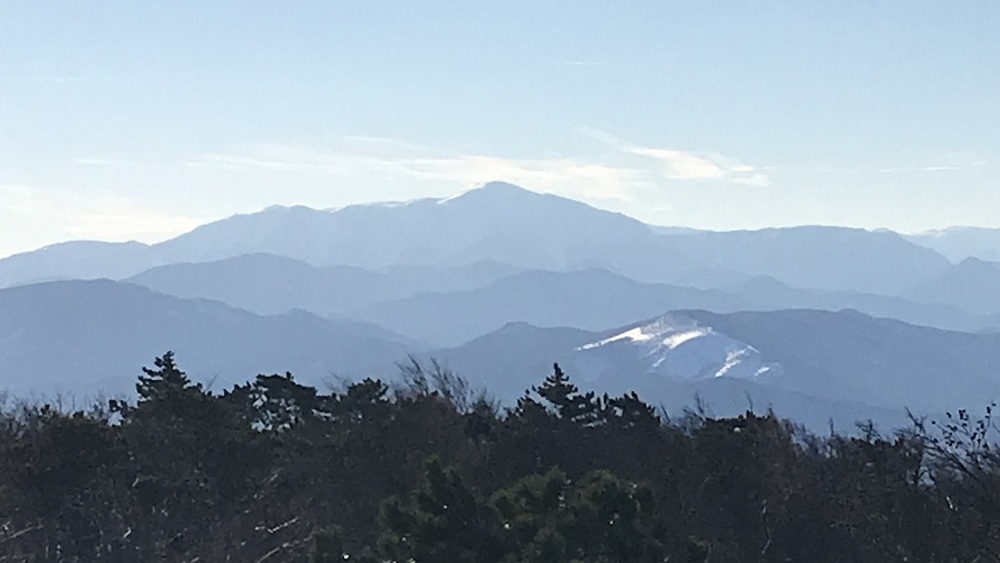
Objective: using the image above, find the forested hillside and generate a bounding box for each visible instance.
[1,354,998,561]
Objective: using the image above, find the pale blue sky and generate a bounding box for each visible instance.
[1,1,998,257]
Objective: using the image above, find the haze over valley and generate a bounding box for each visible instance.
[5,181,1000,432]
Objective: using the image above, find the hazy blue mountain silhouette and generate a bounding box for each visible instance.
[130,251,997,338]
[903,257,1000,315]
[129,254,382,315]
[425,316,930,433]
[349,269,752,346]
[128,254,526,316]
[0,280,421,396]
[0,182,709,287]
[429,308,1000,424]
[1,182,953,296]
[684,309,1000,412]
[908,227,1000,263]
[728,275,992,331]
[3,279,993,433]
[658,226,950,294]
[154,182,694,271]
[128,252,997,344]
[0,241,153,288]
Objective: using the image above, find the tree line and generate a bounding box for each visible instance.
[1,352,998,561]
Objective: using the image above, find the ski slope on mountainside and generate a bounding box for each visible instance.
[575,314,781,381]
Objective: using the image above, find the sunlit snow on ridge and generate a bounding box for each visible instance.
[580,325,710,350]
[577,314,782,381]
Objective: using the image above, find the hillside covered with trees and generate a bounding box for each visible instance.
[1,353,998,561]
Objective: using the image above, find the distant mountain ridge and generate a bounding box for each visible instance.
[347,268,752,346]
[2,182,695,285]
[119,252,999,342]
[3,278,1000,434]
[126,253,527,317]
[0,280,421,396]
[431,308,1000,431]
[0,240,154,288]
[0,181,959,298]
[907,226,1000,263]
[659,226,950,294]
[683,308,1000,411]
[903,257,1000,314]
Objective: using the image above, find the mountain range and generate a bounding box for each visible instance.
[4,181,1000,432]
[0,280,418,397]
[2,275,997,433]
[4,182,1000,315]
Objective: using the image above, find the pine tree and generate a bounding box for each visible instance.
[136,351,203,404]
[534,363,602,426]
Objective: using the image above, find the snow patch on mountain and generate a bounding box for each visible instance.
[576,314,782,381]
[581,325,710,350]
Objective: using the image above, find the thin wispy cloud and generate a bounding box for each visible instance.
[559,60,607,67]
[398,154,638,202]
[73,158,132,167]
[1,184,207,244]
[625,147,726,180]
[38,75,107,83]
[193,140,643,203]
[579,127,769,187]
[732,174,771,187]
[878,153,988,174]
[879,166,963,174]
[3,74,123,84]
[191,129,771,219]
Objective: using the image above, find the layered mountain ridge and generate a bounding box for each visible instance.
[5,181,1000,433]
[0,181,976,294]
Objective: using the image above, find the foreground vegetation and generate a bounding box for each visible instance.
[1,353,999,561]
